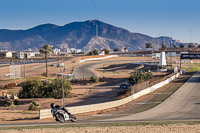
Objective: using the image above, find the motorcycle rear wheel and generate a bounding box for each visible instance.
[56,113,65,123]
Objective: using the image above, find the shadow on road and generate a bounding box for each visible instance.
[67,78,129,107]
[172,72,198,83]
[9,117,39,121]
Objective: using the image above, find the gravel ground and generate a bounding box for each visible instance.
[1,124,200,133]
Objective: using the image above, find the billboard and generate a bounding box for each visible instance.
[181,54,200,59]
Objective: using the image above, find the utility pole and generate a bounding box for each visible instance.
[62,68,64,107]
[22,44,26,78]
[96,24,98,37]
[24,51,26,78]
[170,40,173,69]
[59,67,66,108]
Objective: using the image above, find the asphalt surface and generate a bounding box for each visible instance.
[104,71,200,121]
[72,61,100,80]
[72,60,139,80]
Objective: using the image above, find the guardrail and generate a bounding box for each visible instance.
[39,72,180,119]
[79,55,118,63]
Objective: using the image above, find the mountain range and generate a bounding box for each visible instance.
[0,20,178,52]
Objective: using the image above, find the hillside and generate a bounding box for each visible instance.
[0,20,175,51]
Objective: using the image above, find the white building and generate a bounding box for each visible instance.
[53,48,61,55]
[60,48,70,53]
[0,51,12,58]
[17,51,36,59]
[75,49,82,53]
[152,52,161,59]
[17,52,24,59]
[99,51,105,55]
[167,52,176,57]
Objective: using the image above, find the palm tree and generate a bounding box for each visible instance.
[145,43,153,50]
[161,42,167,51]
[188,43,195,48]
[40,45,53,77]
[173,44,177,48]
[180,43,185,48]
[113,48,120,52]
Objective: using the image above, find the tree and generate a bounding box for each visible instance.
[19,78,43,98]
[102,48,110,55]
[113,48,120,52]
[87,49,99,55]
[188,43,195,48]
[198,44,200,48]
[128,71,153,85]
[40,45,53,77]
[145,43,153,50]
[19,78,72,99]
[92,49,99,55]
[180,43,185,48]
[161,42,167,51]
[123,47,128,53]
[173,44,177,48]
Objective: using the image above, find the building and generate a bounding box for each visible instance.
[75,49,82,53]
[53,48,61,55]
[16,51,36,59]
[17,52,24,59]
[99,50,105,55]
[0,51,12,58]
[152,52,161,59]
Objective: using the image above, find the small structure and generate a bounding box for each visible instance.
[99,50,105,55]
[152,52,161,59]
[0,51,12,58]
[16,52,25,59]
[17,51,36,59]
[167,52,176,57]
[10,64,21,79]
[53,48,61,55]
[159,51,167,66]
[1,92,18,100]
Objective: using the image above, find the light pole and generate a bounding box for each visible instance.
[22,44,26,78]
[24,51,26,78]
[60,67,66,108]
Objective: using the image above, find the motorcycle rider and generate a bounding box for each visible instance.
[50,103,57,117]
[50,103,76,122]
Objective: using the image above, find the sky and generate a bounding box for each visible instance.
[0,0,200,43]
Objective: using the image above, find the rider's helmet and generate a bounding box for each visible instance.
[50,103,55,108]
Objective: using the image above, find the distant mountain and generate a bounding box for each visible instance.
[0,20,180,52]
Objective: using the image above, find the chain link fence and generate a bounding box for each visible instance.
[10,64,21,79]
[130,81,149,94]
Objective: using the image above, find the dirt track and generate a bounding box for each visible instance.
[1,124,200,133]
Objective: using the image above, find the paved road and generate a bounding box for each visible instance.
[72,60,140,80]
[72,61,100,80]
[104,71,200,121]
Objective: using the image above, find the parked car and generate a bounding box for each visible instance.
[119,84,132,89]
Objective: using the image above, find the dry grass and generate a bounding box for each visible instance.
[1,122,200,133]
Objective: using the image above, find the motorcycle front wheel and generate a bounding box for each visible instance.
[56,113,65,123]
[70,114,77,122]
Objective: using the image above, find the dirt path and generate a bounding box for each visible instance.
[1,124,200,133]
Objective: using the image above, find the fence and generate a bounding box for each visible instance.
[131,81,149,94]
[79,55,118,63]
[39,72,180,119]
[10,65,21,79]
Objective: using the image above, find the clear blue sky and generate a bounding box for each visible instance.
[0,0,200,43]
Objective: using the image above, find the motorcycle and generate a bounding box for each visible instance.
[51,103,77,123]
